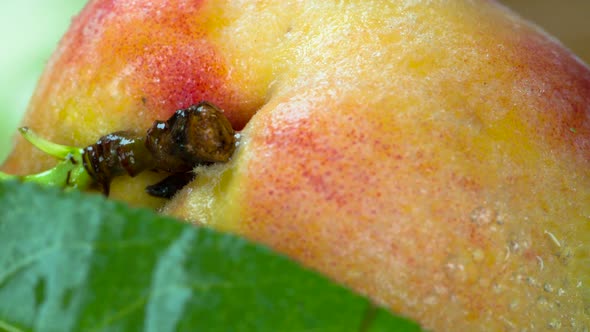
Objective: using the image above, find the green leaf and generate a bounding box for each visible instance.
[0,181,423,332]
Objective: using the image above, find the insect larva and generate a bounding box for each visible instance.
[1,101,236,198]
[82,101,236,196]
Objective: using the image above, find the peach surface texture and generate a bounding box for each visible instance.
[2,0,589,331]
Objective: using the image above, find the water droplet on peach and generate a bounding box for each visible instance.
[470,206,494,226]
[544,283,554,293]
[509,241,521,255]
[527,276,538,287]
[548,318,562,329]
[509,300,519,311]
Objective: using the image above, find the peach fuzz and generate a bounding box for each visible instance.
[3,0,590,331]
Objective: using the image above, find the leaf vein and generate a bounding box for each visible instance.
[0,318,27,332]
[0,238,170,288]
[0,245,62,287]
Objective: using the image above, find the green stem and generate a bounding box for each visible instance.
[19,127,81,158]
[0,128,93,190]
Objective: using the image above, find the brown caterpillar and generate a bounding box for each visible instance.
[82,101,236,197]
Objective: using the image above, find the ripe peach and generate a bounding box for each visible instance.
[2,0,589,330]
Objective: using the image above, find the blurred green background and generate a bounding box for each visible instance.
[0,0,589,163]
[0,0,85,162]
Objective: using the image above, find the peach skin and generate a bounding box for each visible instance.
[2,0,590,330]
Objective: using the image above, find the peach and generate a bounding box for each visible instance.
[2,0,589,330]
